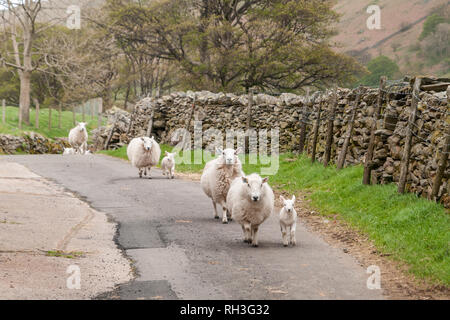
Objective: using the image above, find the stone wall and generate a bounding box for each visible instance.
[0,132,69,154]
[92,83,449,205]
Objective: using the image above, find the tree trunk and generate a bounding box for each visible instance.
[245,89,254,153]
[324,89,338,167]
[311,101,322,163]
[58,104,62,129]
[48,106,52,130]
[19,70,32,126]
[2,99,5,125]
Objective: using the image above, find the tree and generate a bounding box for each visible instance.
[358,56,400,87]
[106,0,364,93]
[419,13,447,40]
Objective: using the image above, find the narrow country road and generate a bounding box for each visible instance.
[2,155,384,300]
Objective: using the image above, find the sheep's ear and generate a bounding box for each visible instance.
[165,151,169,156]
[235,147,243,155]
[262,177,269,184]
[151,136,155,140]
[141,137,145,142]
[292,195,296,202]
[242,176,248,184]
[280,195,286,202]
[216,147,223,155]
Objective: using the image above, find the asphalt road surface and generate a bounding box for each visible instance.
[3,155,384,300]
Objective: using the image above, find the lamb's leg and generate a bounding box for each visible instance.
[212,201,219,219]
[144,167,147,176]
[243,223,251,243]
[139,168,143,178]
[147,167,152,179]
[251,225,260,247]
[281,223,288,247]
[171,167,175,179]
[290,222,297,246]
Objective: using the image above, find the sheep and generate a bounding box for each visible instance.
[127,136,161,178]
[68,122,88,154]
[200,147,243,224]
[227,173,274,247]
[161,151,176,179]
[279,195,297,247]
[63,147,76,155]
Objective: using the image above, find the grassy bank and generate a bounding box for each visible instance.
[101,145,449,286]
[0,106,102,140]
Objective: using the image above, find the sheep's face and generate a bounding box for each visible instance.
[242,174,269,202]
[165,151,175,162]
[141,137,153,152]
[217,147,242,165]
[280,195,296,213]
[77,122,87,132]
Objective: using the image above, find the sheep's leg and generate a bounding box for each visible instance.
[243,223,251,243]
[290,222,297,246]
[220,201,228,224]
[171,167,175,179]
[212,201,219,219]
[144,167,147,176]
[281,223,288,247]
[147,167,152,179]
[139,168,143,178]
[251,225,260,247]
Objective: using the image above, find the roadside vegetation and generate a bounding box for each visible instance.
[100,146,450,286]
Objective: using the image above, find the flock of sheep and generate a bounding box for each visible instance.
[64,122,298,247]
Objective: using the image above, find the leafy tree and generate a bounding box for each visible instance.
[419,14,447,40]
[358,56,400,87]
[106,0,365,93]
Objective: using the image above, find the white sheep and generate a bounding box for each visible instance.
[200,147,243,224]
[68,122,88,154]
[161,151,176,179]
[227,173,274,247]
[279,195,297,247]
[63,147,76,155]
[127,136,161,178]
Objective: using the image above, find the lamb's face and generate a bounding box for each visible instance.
[280,195,296,213]
[141,137,153,152]
[165,151,175,162]
[217,147,242,165]
[78,122,87,132]
[242,174,269,202]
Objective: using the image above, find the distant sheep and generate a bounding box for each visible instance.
[279,195,297,247]
[127,136,161,178]
[68,122,88,154]
[201,147,243,224]
[227,173,274,247]
[161,151,175,179]
[63,147,76,155]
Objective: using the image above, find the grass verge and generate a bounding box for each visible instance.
[101,145,450,286]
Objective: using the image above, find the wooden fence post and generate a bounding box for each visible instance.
[82,102,86,122]
[18,103,22,130]
[97,98,103,128]
[183,96,196,149]
[48,106,52,130]
[337,86,362,170]
[104,114,118,150]
[2,99,5,124]
[245,89,254,153]
[33,98,40,129]
[298,89,311,153]
[311,97,322,163]
[363,76,386,184]
[90,100,94,121]
[324,89,338,167]
[58,103,62,129]
[398,77,422,194]
[430,85,450,200]
[146,101,155,137]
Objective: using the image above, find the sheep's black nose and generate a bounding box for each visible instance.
[252,196,259,201]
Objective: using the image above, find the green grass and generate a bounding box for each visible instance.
[0,106,103,140]
[46,250,85,259]
[101,146,450,286]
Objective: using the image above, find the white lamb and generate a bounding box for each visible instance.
[127,136,161,178]
[279,195,297,247]
[68,122,88,154]
[227,173,274,247]
[63,147,76,155]
[161,151,176,179]
[200,147,243,224]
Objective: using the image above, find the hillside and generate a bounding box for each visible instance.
[333,0,450,77]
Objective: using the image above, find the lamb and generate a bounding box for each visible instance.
[68,122,88,154]
[200,147,243,224]
[279,195,297,247]
[227,173,274,247]
[127,136,161,178]
[161,151,176,179]
[63,147,76,155]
